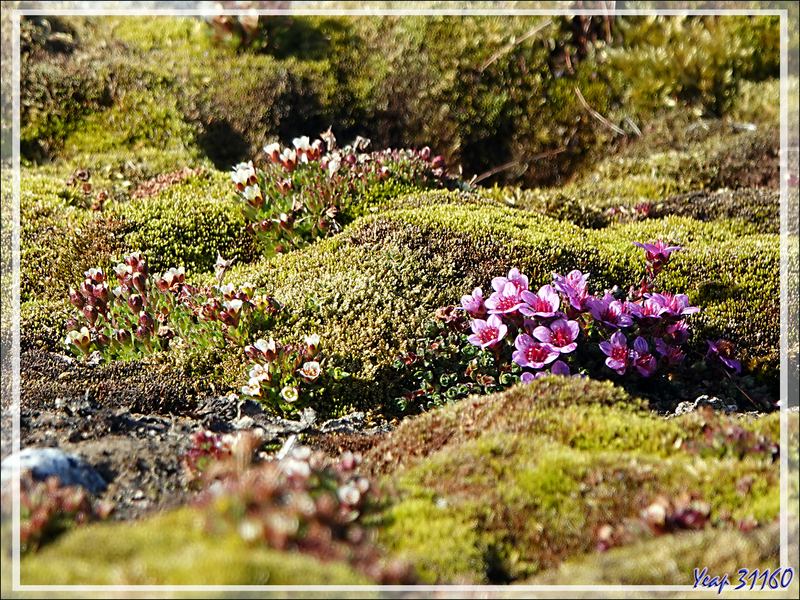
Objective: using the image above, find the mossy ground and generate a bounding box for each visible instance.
[364,378,785,584]
[5,9,794,590]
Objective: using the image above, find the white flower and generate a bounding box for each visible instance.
[281,386,299,403]
[231,161,255,185]
[298,361,321,382]
[243,184,262,201]
[241,378,262,397]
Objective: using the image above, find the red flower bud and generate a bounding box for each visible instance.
[132,273,147,294]
[128,294,143,313]
[138,311,155,330]
[69,289,85,309]
[65,318,81,332]
[83,305,98,325]
[136,325,151,341]
[80,281,94,299]
[115,329,132,346]
[96,333,110,347]
[93,284,109,303]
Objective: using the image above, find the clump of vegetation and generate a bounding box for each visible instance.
[393,237,776,414]
[361,378,782,584]
[194,437,416,583]
[231,130,467,258]
[1,473,113,555]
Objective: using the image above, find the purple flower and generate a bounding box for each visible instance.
[519,285,561,318]
[646,292,700,319]
[512,334,559,369]
[550,360,572,377]
[467,315,508,348]
[486,282,525,316]
[706,340,742,373]
[655,338,685,366]
[520,371,536,384]
[492,268,529,294]
[599,331,630,375]
[633,240,682,264]
[460,287,487,318]
[632,337,657,377]
[533,318,580,354]
[661,321,691,346]
[588,294,634,329]
[552,270,591,311]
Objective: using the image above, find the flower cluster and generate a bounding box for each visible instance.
[458,242,704,383]
[241,333,348,416]
[232,130,463,258]
[395,239,755,413]
[196,445,416,583]
[1,472,114,554]
[63,252,282,360]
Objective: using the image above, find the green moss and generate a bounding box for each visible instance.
[524,520,785,586]
[108,171,258,275]
[219,196,778,413]
[369,379,782,584]
[20,507,372,585]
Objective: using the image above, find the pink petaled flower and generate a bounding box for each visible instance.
[706,340,742,373]
[512,334,559,369]
[632,337,657,377]
[645,292,700,319]
[519,285,561,318]
[655,338,685,366]
[550,360,572,377]
[520,371,536,384]
[486,282,525,316]
[662,321,690,346]
[552,270,591,311]
[599,331,630,375]
[491,268,529,294]
[633,240,682,265]
[467,315,508,348]
[460,287,487,318]
[298,361,321,383]
[533,318,580,354]
[588,294,634,329]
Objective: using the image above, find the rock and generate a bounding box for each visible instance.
[1,447,107,494]
[670,395,738,418]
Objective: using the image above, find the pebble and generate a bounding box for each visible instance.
[1,447,107,494]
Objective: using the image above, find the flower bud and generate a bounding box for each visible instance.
[65,318,81,332]
[83,305,98,325]
[218,310,240,328]
[132,272,147,294]
[304,333,320,357]
[128,294,143,313]
[93,284,109,303]
[96,333,110,347]
[136,325,151,342]
[419,146,431,161]
[80,281,94,299]
[138,311,155,330]
[85,268,105,284]
[431,155,446,169]
[115,329,132,346]
[69,288,85,309]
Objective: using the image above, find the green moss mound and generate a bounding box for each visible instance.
[366,378,783,584]
[524,520,786,586]
[219,194,778,414]
[19,507,372,585]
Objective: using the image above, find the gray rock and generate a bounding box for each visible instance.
[1,447,107,494]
